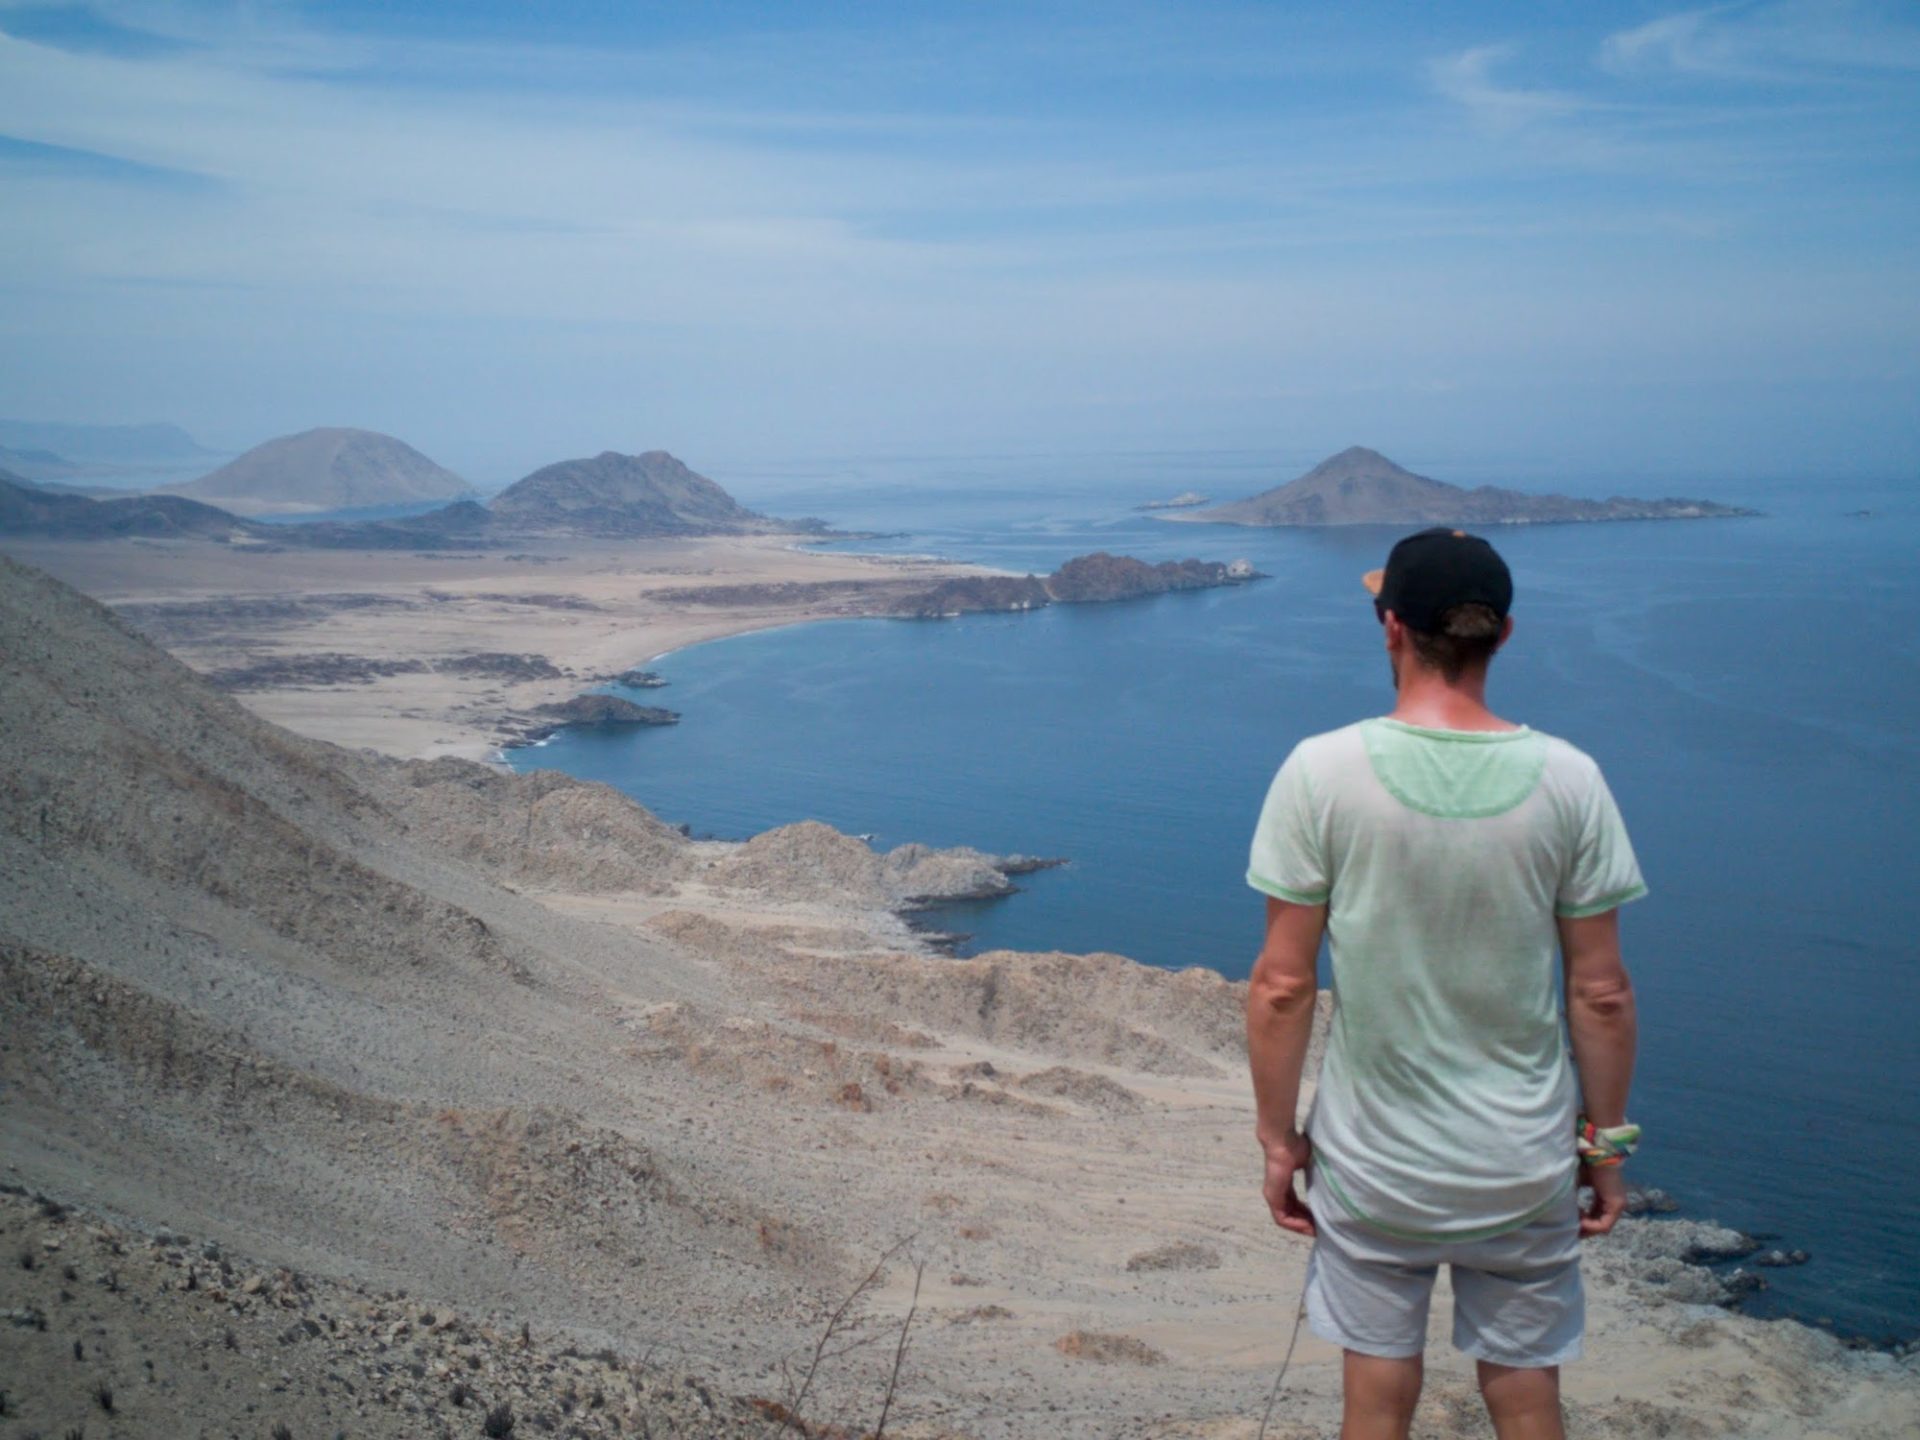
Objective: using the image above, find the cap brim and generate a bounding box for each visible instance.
[1361,568,1384,597]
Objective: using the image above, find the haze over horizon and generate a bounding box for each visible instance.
[2,0,1916,484]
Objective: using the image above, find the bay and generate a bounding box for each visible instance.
[515,451,1920,1344]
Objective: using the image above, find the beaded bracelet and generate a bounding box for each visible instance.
[1577,1117,1640,1168]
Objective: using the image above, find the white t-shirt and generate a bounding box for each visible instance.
[1248,717,1647,1241]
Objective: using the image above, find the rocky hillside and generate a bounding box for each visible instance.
[165,426,473,516]
[489,449,792,536]
[5,550,1227,1427]
[1190,446,1754,526]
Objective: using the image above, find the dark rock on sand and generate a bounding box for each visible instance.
[538,694,680,727]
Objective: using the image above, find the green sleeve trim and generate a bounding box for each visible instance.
[1247,869,1329,906]
[1555,882,1649,919]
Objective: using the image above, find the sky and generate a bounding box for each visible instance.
[1,0,1916,484]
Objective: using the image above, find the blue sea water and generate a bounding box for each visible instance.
[513,451,1920,1345]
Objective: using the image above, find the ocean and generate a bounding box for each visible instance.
[511,450,1920,1345]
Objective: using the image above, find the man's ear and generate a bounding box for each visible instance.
[1382,610,1406,649]
[1494,615,1515,652]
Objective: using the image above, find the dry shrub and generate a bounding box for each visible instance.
[1054,1330,1165,1366]
[1125,1240,1221,1273]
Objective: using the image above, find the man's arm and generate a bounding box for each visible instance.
[1559,907,1638,1237]
[1247,895,1324,1236]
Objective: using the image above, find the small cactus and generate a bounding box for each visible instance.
[482,1400,515,1437]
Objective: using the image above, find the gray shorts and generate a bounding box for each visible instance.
[1304,1182,1583,1368]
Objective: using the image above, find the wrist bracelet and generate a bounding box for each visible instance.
[1577,1117,1640,1168]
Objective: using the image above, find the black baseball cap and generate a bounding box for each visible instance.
[1361,527,1512,633]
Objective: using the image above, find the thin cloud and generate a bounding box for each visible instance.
[1428,44,1588,133]
[1601,0,1920,82]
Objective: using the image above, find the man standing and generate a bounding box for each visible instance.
[1244,528,1645,1440]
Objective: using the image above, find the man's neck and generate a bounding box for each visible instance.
[1388,666,1519,732]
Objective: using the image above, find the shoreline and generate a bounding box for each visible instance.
[0,530,996,763]
[3,531,1913,1356]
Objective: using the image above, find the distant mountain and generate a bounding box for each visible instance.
[1184,447,1755,527]
[0,473,266,542]
[0,475,492,551]
[488,450,791,536]
[165,427,473,516]
[0,443,89,484]
[0,420,214,465]
[2,444,816,547]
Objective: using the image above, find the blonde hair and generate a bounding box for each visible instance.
[1409,602,1503,682]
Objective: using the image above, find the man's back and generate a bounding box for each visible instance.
[1248,716,1645,1240]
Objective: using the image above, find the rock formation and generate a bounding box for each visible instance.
[889,550,1262,618]
[1185,446,1755,527]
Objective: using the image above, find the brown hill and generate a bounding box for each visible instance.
[166,426,473,516]
[488,449,789,536]
[1191,445,1754,526]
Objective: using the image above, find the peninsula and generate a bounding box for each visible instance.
[1171,446,1755,527]
[2,453,1259,759]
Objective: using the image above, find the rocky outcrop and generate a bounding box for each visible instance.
[1186,446,1756,527]
[538,694,679,727]
[500,692,682,746]
[1588,1217,1769,1309]
[707,820,1057,911]
[1046,552,1253,602]
[377,756,693,894]
[889,551,1261,618]
[891,573,1052,618]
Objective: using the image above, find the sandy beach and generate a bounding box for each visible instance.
[2,532,986,761]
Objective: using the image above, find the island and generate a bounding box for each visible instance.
[1165,446,1756,527]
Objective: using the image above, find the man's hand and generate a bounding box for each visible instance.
[1578,1162,1626,1238]
[1260,1130,1316,1237]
